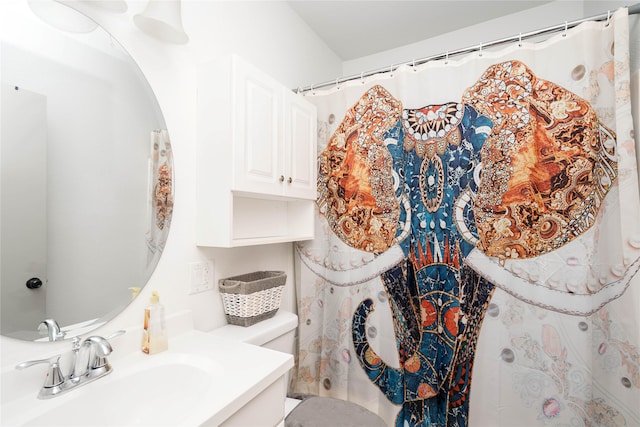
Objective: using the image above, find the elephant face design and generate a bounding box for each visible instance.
[348,92,496,426]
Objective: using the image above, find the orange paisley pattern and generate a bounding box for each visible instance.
[317,85,403,254]
[462,60,617,260]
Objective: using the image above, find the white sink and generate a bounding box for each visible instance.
[26,353,218,426]
[1,330,294,427]
[4,352,220,426]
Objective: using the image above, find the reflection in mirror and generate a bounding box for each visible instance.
[0,1,173,341]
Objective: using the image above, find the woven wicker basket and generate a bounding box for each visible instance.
[218,271,286,327]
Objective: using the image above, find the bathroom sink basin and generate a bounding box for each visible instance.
[6,352,220,426]
[2,329,294,427]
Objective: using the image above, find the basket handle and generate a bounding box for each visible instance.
[219,280,240,292]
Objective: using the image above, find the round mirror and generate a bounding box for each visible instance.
[0,1,173,341]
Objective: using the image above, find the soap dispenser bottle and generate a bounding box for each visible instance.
[141,291,168,354]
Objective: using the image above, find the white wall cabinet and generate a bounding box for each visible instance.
[232,61,316,199]
[197,55,317,247]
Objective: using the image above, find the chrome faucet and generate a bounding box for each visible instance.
[16,330,125,399]
[67,336,113,383]
[37,319,65,342]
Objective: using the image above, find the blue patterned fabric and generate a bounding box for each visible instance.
[352,104,496,426]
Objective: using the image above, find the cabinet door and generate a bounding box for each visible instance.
[232,58,283,196]
[283,91,317,200]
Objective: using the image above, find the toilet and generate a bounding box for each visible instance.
[209,310,387,427]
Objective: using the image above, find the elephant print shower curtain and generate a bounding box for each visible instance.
[291,8,640,427]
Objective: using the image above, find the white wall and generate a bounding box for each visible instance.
[343,1,634,77]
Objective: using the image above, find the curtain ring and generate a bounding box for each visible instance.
[606,10,611,26]
[563,21,568,37]
[478,43,483,57]
[518,32,522,47]
[389,64,394,78]
[360,71,365,84]
[445,51,449,65]
[335,78,340,90]
[412,58,417,72]
[311,84,315,95]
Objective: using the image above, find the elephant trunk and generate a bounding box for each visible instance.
[352,298,405,405]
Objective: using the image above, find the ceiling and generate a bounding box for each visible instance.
[287,1,553,60]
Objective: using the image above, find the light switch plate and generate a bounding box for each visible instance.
[188,260,215,295]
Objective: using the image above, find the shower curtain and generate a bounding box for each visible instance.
[145,129,173,268]
[291,8,640,427]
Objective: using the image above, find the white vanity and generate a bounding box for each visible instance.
[1,315,293,426]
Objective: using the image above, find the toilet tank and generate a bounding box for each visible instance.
[208,311,298,355]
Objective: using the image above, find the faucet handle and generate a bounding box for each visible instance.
[82,335,114,373]
[71,336,81,351]
[16,354,65,389]
[92,331,125,371]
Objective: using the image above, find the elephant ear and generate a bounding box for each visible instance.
[462,60,617,261]
[317,85,403,254]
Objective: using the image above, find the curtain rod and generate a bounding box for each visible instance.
[296,3,640,94]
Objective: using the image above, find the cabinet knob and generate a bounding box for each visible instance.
[288,177,293,184]
[279,175,285,182]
